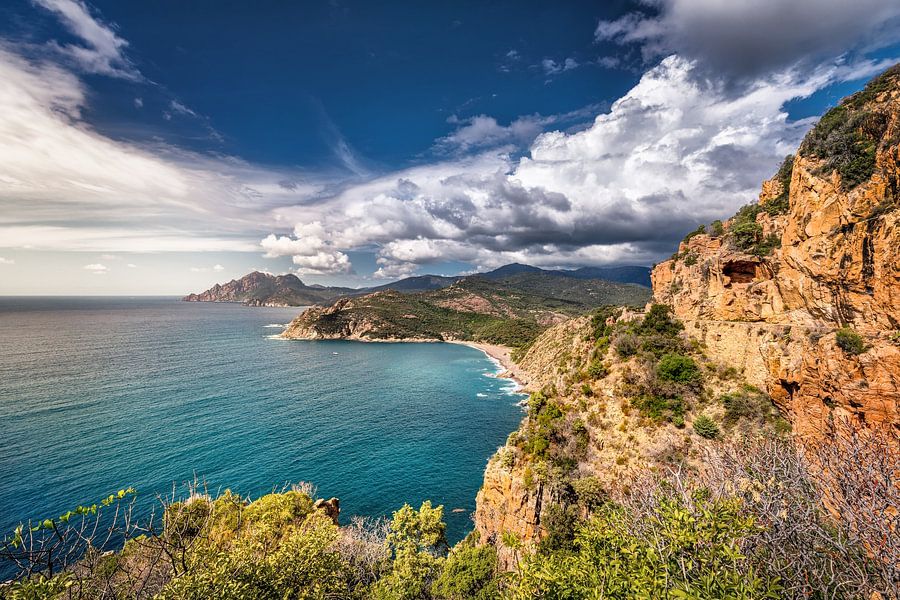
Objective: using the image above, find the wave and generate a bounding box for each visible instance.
[263,323,287,328]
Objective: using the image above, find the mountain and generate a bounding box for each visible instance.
[478,263,544,279]
[182,271,355,306]
[281,271,651,343]
[479,263,652,287]
[184,264,651,307]
[362,274,462,293]
[560,265,652,287]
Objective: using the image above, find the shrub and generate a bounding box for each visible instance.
[835,327,866,355]
[537,504,580,554]
[682,224,706,244]
[613,332,640,358]
[731,220,763,252]
[572,477,607,510]
[656,353,701,385]
[632,394,685,424]
[585,358,607,379]
[763,154,793,216]
[709,219,725,237]
[638,304,684,337]
[692,414,719,439]
[431,543,499,600]
[514,495,778,599]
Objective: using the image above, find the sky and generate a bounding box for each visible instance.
[1,1,899,294]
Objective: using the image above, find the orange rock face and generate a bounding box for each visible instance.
[651,83,900,440]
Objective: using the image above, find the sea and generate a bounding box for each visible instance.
[0,297,525,545]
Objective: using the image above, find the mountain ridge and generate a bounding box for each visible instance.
[183,264,652,307]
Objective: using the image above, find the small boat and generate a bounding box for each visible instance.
[332,352,339,355]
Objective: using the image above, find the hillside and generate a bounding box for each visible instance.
[182,271,354,306]
[469,63,900,594]
[280,272,651,345]
[183,264,652,308]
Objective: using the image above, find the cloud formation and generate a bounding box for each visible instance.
[267,54,882,275]
[0,46,323,253]
[83,262,108,274]
[595,0,900,79]
[33,0,141,80]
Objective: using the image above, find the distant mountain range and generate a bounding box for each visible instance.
[182,263,651,307]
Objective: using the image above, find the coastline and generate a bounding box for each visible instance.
[277,331,530,392]
[445,340,530,392]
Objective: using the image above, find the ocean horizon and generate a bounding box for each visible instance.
[0,296,525,544]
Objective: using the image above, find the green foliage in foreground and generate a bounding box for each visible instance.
[514,495,780,600]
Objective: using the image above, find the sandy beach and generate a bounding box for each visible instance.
[447,340,532,391]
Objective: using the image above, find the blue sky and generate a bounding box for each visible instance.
[1,0,899,294]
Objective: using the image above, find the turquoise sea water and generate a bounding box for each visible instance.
[0,297,524,544]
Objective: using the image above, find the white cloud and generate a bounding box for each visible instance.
[0,47,324,253]
[265,54,894,273]
[133,97,143,108]
[212,264,224,272]
[168,99,197,117]
[33,0,141,80]
[541,57,579,75]
[292,251,351,275]
[0,257,14,265]
[83,262,108,274]
[595,0,900,78]
[373,259,419,280]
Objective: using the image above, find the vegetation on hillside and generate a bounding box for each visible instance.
[288,273,650,351]
[800,64,898,190]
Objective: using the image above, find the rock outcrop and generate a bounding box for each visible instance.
[474,64,900,570]
[183,271,355,306]
[652,68,900,440]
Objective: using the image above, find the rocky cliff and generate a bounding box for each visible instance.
[473,65,900,569]
[652,67,900,441]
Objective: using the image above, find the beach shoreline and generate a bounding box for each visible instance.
[277,331,530,391]
[444,340,530,392]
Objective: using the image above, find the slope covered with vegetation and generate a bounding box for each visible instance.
[281,272,650,351]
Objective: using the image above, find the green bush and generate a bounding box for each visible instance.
[514,496,779,599]
[763,154,793,215]
[585,358,608,379]
[656,353,701,385]
[835,327,867,355]
[431,543,499,600]
[682,224,707,244]
[572,477,607,510]
[638,304,684,337]
[632,394,685,424]
[731,221,763,252]
[709,219,725,237]
[692,414,720,439]
[537,504,580,554]
[613,332,640,358]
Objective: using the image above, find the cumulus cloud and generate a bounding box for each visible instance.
[595,0,900,79]
[261,222,353,275]
[33,0,141,80]
[436,105,603,154]
[83,262,108,274]
[265,54,894,274]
